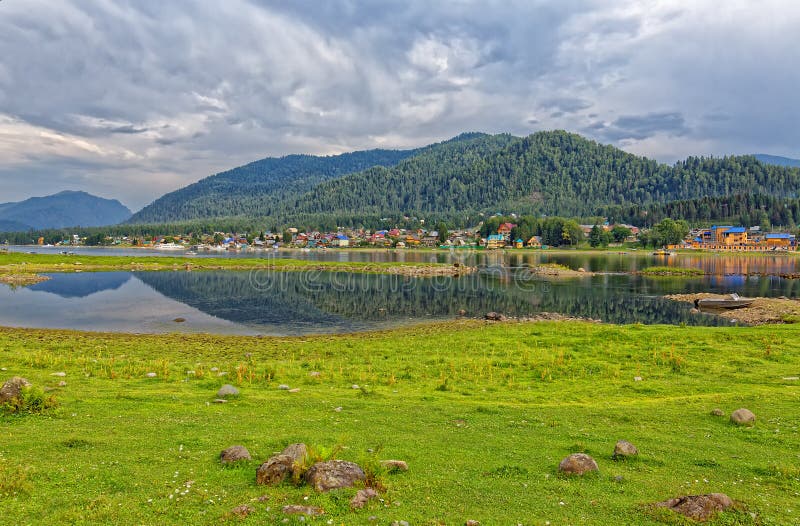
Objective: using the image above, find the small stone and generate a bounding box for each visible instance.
[458,309,467,316]
[217,372,228,377]
[309,371,321,378]
[351,384,360,390]
[577,267,586,272]
[558,453,599,475]
[614,475,624,482]
[710,408,724,416]
[633,376,642,382]
[217,384,239,398]
[351,488,378,509]
[334,407,343,412]
[213,399,228,404]
[654,493,733,521]
[186,370,196,375]
[484,312,506,321]
[305,460,366,492]
[281,443,308,463]
[613,440,638,459]
[465,521,481,526]
[256,455,295,486]
[230,504,254,518]
[57,381,67,387]
[145,372,157,378]
[391,521,410,526]
[278,384,290,390]
[220,445,251,464]
[288,388,301,393]
[51,372,66,377]
[0,376,31,404]
[282,505,324,516]
[380,460,409,472]
[173,318,186,323]
[210,367,219,372]
[730,408,756,426]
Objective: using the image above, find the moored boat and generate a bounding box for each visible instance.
[694,293,754,310]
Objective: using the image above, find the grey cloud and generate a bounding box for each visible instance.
[0,1,798,209]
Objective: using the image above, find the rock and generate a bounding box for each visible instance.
[305,460,366,492]
[334,406,343,412]
[51,372,66,377]
[216,384,239,398]
[0,376,31,404]
[213,399,227,404]
[634,376,643,382]
[220,445,251,464]
[288,388,301,393]
[145,372,157,378]
[458,309,467,316]
[281,443,308,463]
[710,408,725,416]
[484,312,506,321]
[654,493,733,521]
[381,460,409,472]
[351,487,378,509]
[613,440,638,459]
[210,367,219,372]
[351,384,361,390]
[256,454,295,485]
[465,521,481,526]
[558,453,599,475]
[391,521,410,526]
[173,318,186,323]
[282,505,324,516]
[230,504,254,518]
[577,267,586,273]
[57,381,67,387]
[309,371,321,378]
[730,408,756,426]
[278,384,290,390]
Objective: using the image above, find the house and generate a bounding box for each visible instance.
[497,223,516,236]
[332,234,349,247]
[765,233,794,248]
[514,238,524,249]
[486,234,505,249]
[527,236,542,248]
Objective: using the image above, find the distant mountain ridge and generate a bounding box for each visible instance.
[0,191,132,230]
[754,154,800,168]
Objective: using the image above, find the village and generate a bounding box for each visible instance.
[28,219,798,252]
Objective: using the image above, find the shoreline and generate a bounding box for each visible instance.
[665,293,800,325]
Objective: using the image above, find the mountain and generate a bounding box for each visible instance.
[0,191,132,230]
[127,147,420,224]
[754,154,800,168]
[126,130,800,227]
[281,131,800,220]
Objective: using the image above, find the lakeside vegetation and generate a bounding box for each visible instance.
[0,321,798,524]
[0,253,461,279]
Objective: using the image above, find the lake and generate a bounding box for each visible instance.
[2,263,798,334]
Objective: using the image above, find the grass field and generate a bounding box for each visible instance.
[1,321,798,524]
[0,252,454,278]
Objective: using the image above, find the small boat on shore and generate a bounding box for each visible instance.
[694,293,754,310]
[653,249,675,256]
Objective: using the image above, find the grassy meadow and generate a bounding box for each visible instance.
[1,321,799,524]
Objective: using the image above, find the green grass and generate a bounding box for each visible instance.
[639,266,706,276]
[0,322,799,524]
[0,252,449,276]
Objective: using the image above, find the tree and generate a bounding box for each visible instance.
[283,230,294,244]
[610,225,632,243]
[436,222,449,244]
[561,220,584,246]
[588,225,609,247]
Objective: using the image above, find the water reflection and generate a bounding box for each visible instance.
[3,268,798,334]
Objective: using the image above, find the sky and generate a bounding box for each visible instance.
[1,0,799,211]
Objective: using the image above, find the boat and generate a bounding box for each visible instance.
[653,249,675,256]
[153,243,186,251]
[694,293,754,310]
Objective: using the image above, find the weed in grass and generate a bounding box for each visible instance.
[0,461,31,497]
[1,385,57,415]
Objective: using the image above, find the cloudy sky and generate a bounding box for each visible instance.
[1,0,799,210]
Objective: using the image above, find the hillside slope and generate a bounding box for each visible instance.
[0,191,132,229]
[127,148,420,223]
[755,154,800,168]
[283,131,800,219]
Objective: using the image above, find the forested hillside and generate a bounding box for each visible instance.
[281,131,800,221]
[127,148,420,223]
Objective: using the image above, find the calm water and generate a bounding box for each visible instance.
[9,245,800,275]
[2,267,799,334]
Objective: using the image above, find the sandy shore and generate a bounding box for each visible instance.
[665,293,800,325]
